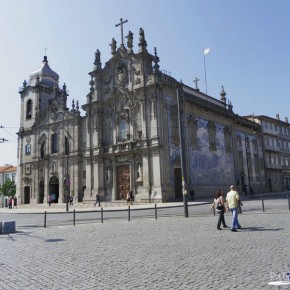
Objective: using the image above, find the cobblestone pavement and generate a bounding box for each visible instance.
[1,208,290,289]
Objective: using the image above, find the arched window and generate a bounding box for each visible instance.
[40,141,46,159]
[119,120,127,139]
[25,144,31,155]
[51,133,58,153]
[26,99,32,119]
[104,119,113,145]
[65,136,70,155]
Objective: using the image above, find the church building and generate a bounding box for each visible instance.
[17,23,266,205]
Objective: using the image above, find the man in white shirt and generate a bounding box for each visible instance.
[226,185,241,232]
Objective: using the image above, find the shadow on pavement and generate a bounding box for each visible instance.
[241,227,284,232]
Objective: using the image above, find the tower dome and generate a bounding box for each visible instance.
[29,56,59,87]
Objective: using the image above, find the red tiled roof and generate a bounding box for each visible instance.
[0,165,16,173]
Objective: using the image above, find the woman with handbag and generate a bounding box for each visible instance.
[210,190,228,230]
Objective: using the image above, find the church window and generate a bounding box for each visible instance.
[51,133,58,153]
[207,121,216,151]
[171,109,179,146]
[104,119,113,145]
[25,144,31,155]
[26,99,32,120]
[224,127,232,153]
[119,120,127,140]
[187,116,198,147]
[40,141,45,159]
[65,136,70,155]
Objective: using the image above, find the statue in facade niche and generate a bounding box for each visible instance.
[94,49,100,65]
[106,167,111,182]
[110,38,117,55]
[139,28,145,43]
[126,30,133,49]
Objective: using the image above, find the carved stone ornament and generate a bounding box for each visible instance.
[26,136,31,143]
[116,155,129,163]
[23,176,32,184]
[116,62,128,87]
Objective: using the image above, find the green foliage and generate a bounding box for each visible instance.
[0,179,16,197]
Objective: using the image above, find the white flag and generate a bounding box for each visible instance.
[203,48,210,55]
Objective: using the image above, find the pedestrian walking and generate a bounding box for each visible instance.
[13,196,18,209]
[95,192,100,206]
[69,195,74,206]
[210,190,228,230]
[8,196,13,209]
[129,190,134,205]
[126,192,131,205]
[189,189,195,201]
[48,194,52,206]
[226,185,241,232]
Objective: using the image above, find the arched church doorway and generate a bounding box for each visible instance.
[174,168,182,200]
[117,165,130,200]
[24,186,30,204]
[49,176,59,203]
[39,180,44,203]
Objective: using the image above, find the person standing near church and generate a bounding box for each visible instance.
[226,185,241,232]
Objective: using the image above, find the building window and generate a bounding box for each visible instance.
[40,141,45,159]
[12,173,16,181]
[51,133,58,154]
[5,174,10,181]
[65,136,70,155]
[83,171,86,179]
[224,127,232,153]
[26,99,32,119]
[207,121,216,151]
[104,119,113,145]
[187,116,198,147]
[25,144,31,155]
[119,120,127,140]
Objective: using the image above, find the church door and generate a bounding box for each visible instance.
[24,186,30,204]
[117,165,130,200]
[49,176,60,203]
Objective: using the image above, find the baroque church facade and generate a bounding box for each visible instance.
[17,25,267,205]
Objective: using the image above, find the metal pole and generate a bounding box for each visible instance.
[155,204,157,220]
[73,209,75,226]
[261,194,265,212]
[203,51,208,94]
[44,211,47,228]
[245,138,251,196]
[177,87,189,217]
[101,207,103,223]
[288,194,290,211]
[128,205,130,222]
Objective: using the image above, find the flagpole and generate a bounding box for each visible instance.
[203,49,208,94]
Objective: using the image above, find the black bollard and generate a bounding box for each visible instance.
[128,205,130,222]
[261,195,265,212]
[101,207,103,223]
[44,211,47,228]
[155,204,157,220]
[73,209,76,226]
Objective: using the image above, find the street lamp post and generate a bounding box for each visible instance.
[177,87,189,217]
[66,150,69,212]
[245,137,251,193]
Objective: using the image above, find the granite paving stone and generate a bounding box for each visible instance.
[1,202,290,289]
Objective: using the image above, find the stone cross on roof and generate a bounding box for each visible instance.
[115,18,128,46]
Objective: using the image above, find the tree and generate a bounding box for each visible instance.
[0,179,16,196]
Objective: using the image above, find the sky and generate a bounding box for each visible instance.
[0,0,290,166]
